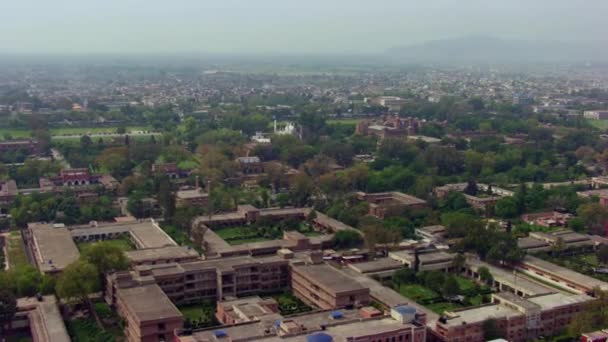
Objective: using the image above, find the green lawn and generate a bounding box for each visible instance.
[0,126,154,141]
[455,276,477,292]
[398,284,438,301]
[77,236,135,252]
[273,292,313,315]
[178,302,219,329]
[327,118,362,125]
[7,232,29,268]
[214,226,271,245]
[588,119,608,130]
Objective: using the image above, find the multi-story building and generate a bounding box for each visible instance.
[107,255,291,306]
[151,162,190,179]
[114,284,183,342]
[517,255,608,293]
[356,191,427,219]
[291,263,370,310]
[0,139,40,154]
[584,110,608,120]
[0,179,18,209]
[10,295,71,342]
[434,183,514,213]
[389,250,456,272]
[175,188,209,208]
[435,292,590,342]
[175,305,426,342]
[38,168,119,193]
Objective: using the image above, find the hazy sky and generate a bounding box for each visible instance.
[1,0,606,55]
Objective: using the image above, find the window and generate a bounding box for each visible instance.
[158,323,166,331]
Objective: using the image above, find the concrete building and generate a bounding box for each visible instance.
[356,192,427,219]
[465,258,553,297]
[175,188,209,208]
[27,223,80,274]
[0,179,18,208]
[107,255,291,306]
[114,284,184,342]
[291,264,370,310]
[415,225,446,241]
[584,110,608,120]
[26,220,179,273]
[434,183,514,213]
[10,295,71,342]
[175,306,426,342]
[389,250,456,272]
[517,255,608,293]
[435,291,590,342]
[215,296,280,325]
[0,139,40,154]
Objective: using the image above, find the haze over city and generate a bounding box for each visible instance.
[3,2,608,342]
[1,0,607,57]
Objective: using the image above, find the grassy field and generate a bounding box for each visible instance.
[76,236,135,252]
[0,126,153,141]
[398,284,438,302]
[327,118,363,125]
[214,226,270,245]
[588,119,608,130]
[7,232,29,268]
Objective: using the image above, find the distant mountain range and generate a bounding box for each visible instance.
[387,36,608,64]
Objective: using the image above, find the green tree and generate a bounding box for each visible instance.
[478,266,494,285]
[331,230,363,249]
[494,197,519,219]
[393,268,416,286]
[577,203,608,235]
[451,253,466,273]
[56,261,102,326]
[442,276,460,297]
[0,289,17,335]
[80,242,130,293]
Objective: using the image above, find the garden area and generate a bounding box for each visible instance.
[214,217,323,245]
[179,301,220,330]
[6,231,29,269]
[76,235,135,253]
[271,291,313,315]
[389,269,493,315]
[66,301,125,342]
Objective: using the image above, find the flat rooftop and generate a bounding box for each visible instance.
[293,264,368,294]
[522,255,608,291]
[527,292,592,310]
[70,220,177,249]
[176,189,209,200]
[442,304,521,327]
[117,284,182,323]
[468,258,553,296]
[30,225,80,272]
[348,258,403,274]
[0,179,17,197]
[125,245,199,263]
